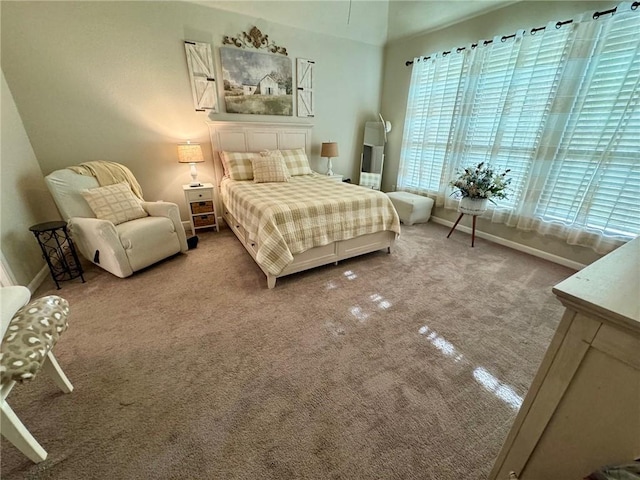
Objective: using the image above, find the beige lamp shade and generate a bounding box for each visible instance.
[321,142,339,158]
[177,143,204,163]
[178,142,205,187]
[321,142,339,176]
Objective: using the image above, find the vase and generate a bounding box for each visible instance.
[458,197,488,215]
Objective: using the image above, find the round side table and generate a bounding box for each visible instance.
[29,221,85,289]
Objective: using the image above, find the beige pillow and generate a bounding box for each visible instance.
[261,149,313,176]
[220,151,256,181]
[251,155,290,183]
[81,182,148,225]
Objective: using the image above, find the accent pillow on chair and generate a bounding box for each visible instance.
[81,182,148,225]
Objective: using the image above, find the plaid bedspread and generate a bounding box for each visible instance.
[220,175,401,276]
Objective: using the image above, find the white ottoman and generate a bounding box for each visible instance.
[387,191,434,225]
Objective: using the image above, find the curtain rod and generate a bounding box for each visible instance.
[404,2,639,66]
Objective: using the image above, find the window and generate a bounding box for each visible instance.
[459,28,571,209]
[398,53,466,193]
[535,12,640,238]
[398,6,639,252]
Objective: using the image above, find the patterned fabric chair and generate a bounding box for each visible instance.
[0,286,73,463]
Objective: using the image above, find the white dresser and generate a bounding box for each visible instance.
[489,237,640,479]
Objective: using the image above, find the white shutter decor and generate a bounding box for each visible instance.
[184,41,218,112]
[296,58,314,117]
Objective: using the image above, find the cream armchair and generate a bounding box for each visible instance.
[45,167,188,278]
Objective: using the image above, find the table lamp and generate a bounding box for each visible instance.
[321,142,339,176]
[177,141,204,187]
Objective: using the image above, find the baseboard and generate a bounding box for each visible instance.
[0,251,18,286]
[28,265,50,294]
[430,217,586,271]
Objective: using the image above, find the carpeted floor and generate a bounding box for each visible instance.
[1,222,575,479]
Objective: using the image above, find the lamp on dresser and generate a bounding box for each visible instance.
[177,141,204,187]
[321,142,339,176]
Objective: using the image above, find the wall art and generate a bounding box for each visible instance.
[220,47,293,116]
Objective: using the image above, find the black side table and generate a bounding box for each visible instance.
[29,221,85,289]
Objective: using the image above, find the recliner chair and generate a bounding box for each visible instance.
[45,166,188,278]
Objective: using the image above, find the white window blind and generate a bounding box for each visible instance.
[398,54,466,193]
[450,28,572,209]
[397,4,639,252]
[399,27,571,205]
[535,11,640,238]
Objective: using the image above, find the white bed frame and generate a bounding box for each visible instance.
[207,121,396,289]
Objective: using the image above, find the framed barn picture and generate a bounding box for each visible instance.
[219,47,293,116]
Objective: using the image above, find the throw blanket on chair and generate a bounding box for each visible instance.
[67,160,143,199]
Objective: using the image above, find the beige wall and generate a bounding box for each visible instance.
[1,0,616,285]
[380,1,613,266]
[1,1,384,222]
[1,72,61,287]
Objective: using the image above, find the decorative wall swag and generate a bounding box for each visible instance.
[223,26,288,56]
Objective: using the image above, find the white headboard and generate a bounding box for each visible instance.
[206,121,314,187]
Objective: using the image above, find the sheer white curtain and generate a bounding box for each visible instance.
[525,5,640,253]
[397,2,640,254]
[398,51,468,194]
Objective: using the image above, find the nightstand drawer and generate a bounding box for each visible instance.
[190,201,214,214]
[193,214,216,228]
[185,189,213,202]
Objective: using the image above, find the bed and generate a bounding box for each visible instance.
[207,121,400,288]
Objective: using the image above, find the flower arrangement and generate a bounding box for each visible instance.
[449,162,512,204]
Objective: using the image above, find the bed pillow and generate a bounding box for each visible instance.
[261,148,313,176]
[220,151,256,181]
[251,155,291,183]
[81,182,148,225]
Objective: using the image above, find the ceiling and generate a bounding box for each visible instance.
[387,0,518,43]
[190,0,518,47]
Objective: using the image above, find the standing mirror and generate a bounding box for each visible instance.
[359,114,391,190]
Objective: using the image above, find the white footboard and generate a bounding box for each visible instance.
[223,209,396,289]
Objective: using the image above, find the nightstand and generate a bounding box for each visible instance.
[325,174,343,182]
[183,183,218,234]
